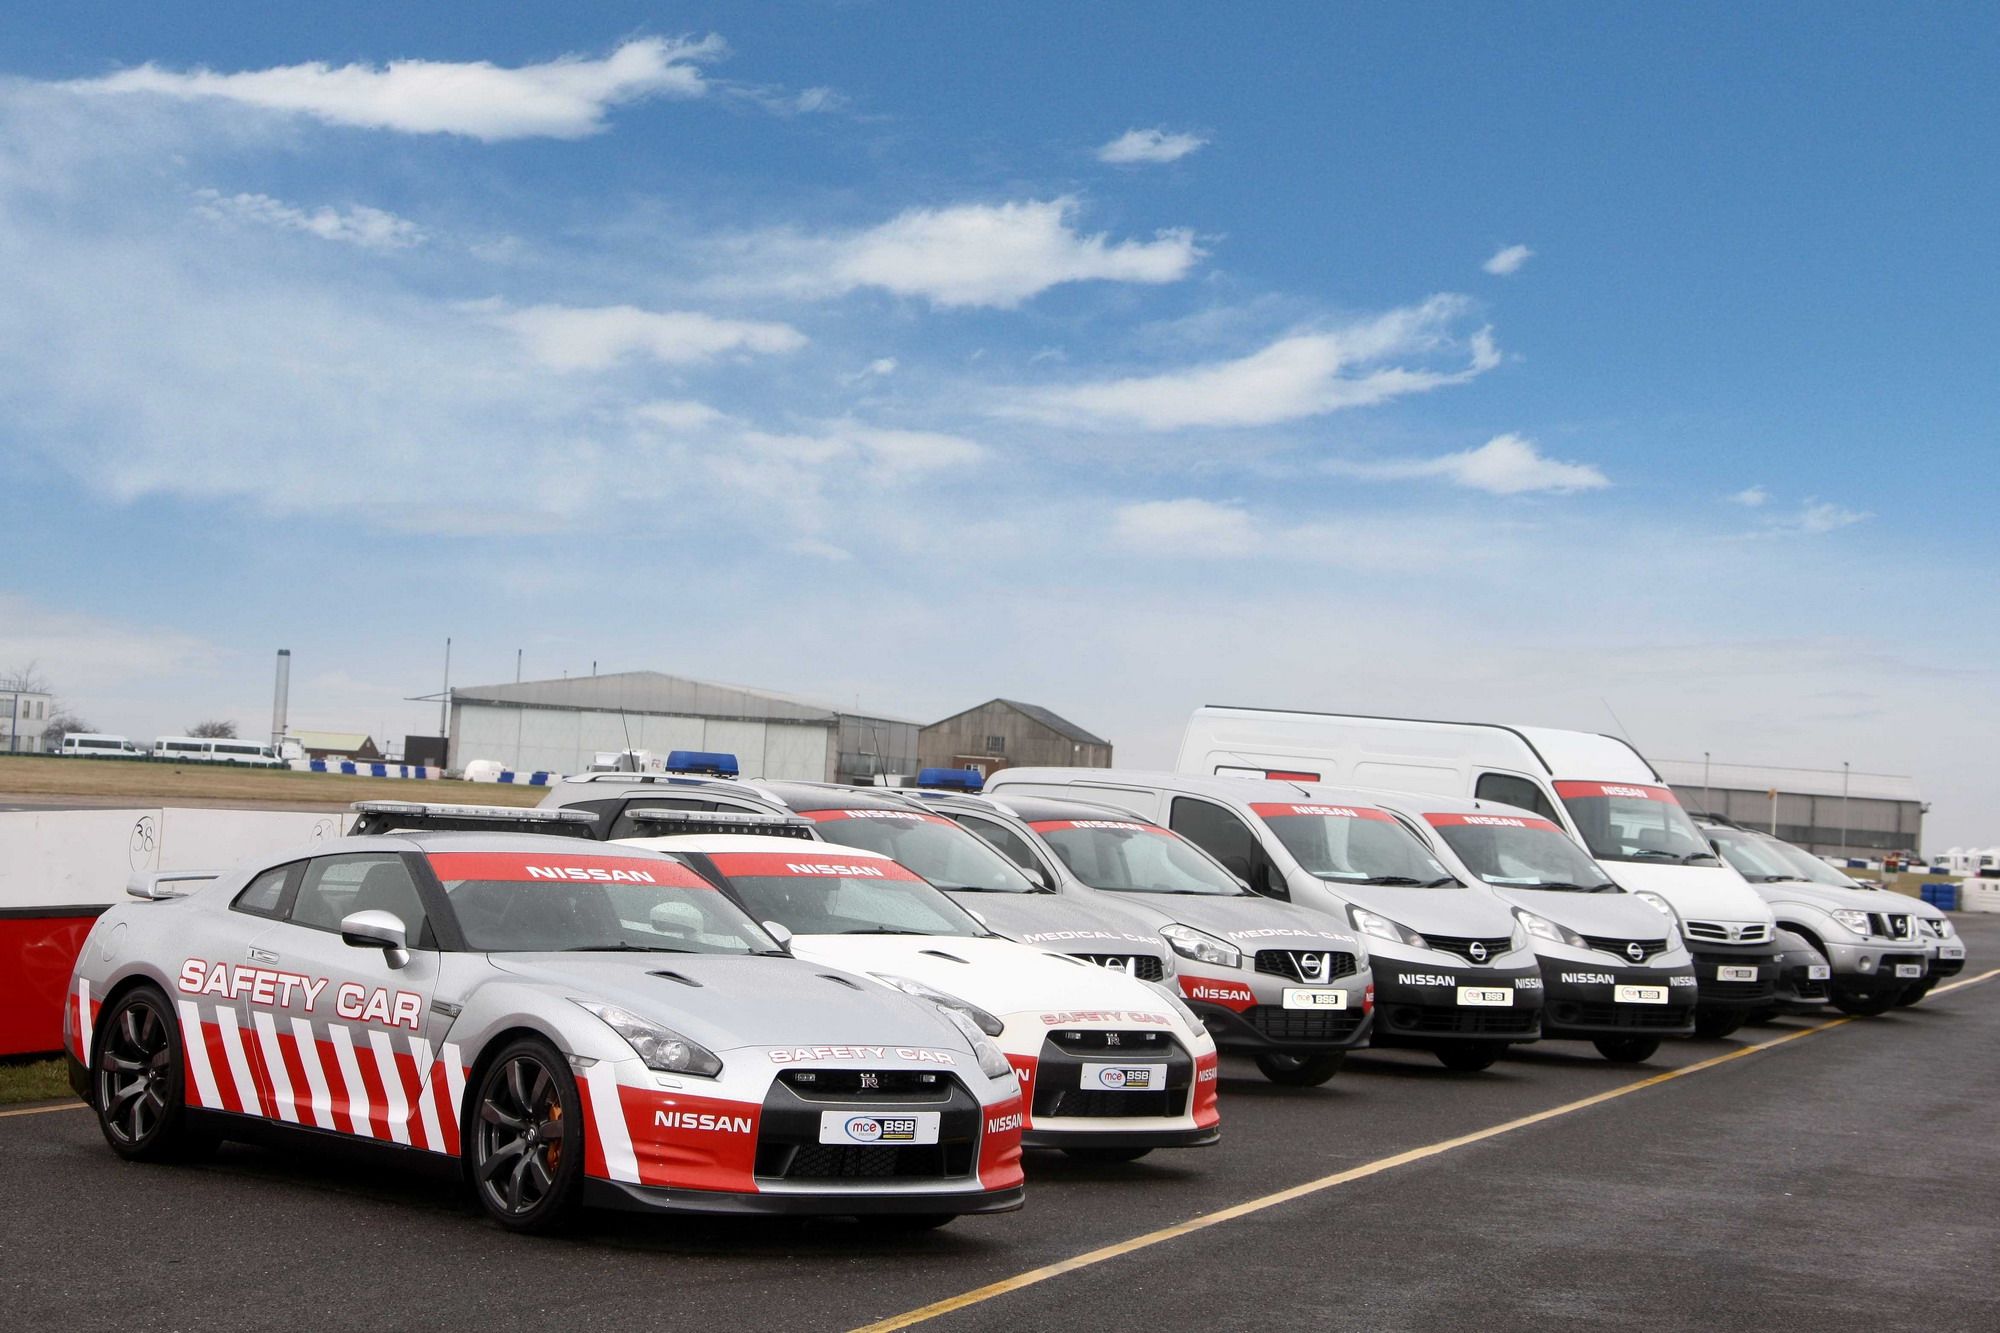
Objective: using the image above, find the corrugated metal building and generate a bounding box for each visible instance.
[1656,758,1925,857]
[448,671,917,782]
[917,698,1112,777]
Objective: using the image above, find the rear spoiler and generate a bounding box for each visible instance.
[127,870,223,901]
[623,809,818,840]
[348,802,601,838]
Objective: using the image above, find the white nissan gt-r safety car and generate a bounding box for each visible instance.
[64,825,1025,1233]
[622,832,1222,1163]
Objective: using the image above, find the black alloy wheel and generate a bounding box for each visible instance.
[470,1037,585,1233]
[93,985,213,1162]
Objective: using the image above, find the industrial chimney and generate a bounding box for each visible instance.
[271,649,291,752]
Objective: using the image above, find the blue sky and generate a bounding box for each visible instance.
[1,5,1994,844]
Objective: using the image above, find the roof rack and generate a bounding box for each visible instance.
[562,772,730,787]
[349,802,601,838]
[624,809,819,840]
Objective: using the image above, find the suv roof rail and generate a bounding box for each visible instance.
[560,772,731,787]
[349,802,600,837]
[624,809,819,840]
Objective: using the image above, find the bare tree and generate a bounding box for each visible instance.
[0,661,52,694]
[188,719,238,739]
[42,711,92,747]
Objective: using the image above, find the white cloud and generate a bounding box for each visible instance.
[1483,243,1534,276]
[193,189,424,249]
[68,37,723,140]
[1111,498,1257,556]
[631,399,729,431]
[1773,499,1870,536]
[1097,128,1208,165]
[1727,485,1770,507]
[738,423,985,478]
[1327,433,1610,495]
[0,593,217,695]
[728,198,1201,308]
[1021,295,1497,430]
[494,303,806,371]
[843,357,897,384]
[1109,499,1500,571]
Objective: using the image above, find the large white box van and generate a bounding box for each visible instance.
[1176,707,1781,1038]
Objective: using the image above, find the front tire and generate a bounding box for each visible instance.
[1829,987,1898,1017]
[92,985,214,1162]
[469,1037,585,1234]
[1255,1050,1346,1086]
[1060,1145,1153,1164]
[1433,1041,1505,1072]
[1894,980,1936,1008]
[1591,1035,1662,1064]
[1693,1010,1745,1040]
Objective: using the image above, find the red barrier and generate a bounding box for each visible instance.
[0,911,106,1057]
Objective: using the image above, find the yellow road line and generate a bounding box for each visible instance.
[0,1101,86,1119]
[856,965,2000,1333]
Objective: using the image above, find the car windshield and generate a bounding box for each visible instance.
[1754,834,1864,887]
[802,809,1041,893]
[427,851,774,954]
[703,851,989,937]
[1426,814,1620,891]
[1704,827,1809,882]
[1553,782,1721,866]
[1030,819,1245,895]
[1249,803,1456,884]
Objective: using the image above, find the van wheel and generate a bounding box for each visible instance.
[1060,1146,1153,1164]
[1829,987,1897,1018]
[1590,1036,1662,1064]
[1254,1051,1346,1086]
[1433,1042,1504,1072]
[1693,1011,1744,1039]
[1894,980,1935,1008]
[92,985,216,1162]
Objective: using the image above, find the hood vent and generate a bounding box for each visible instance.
[816,974,862,989]
[648,971,703,988]
[919,949,970,965]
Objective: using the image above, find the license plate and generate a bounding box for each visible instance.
[819,1111,939,1146]
[1081,1063,1169,1091]
[1716,965,1758,982]
[1895,963,1923,979]
[1282,987,1347,1010]
[1613,985,1668,1005]
[1456,986,1512,1007]
[1807,964,1831,980]
[1941,946,1965,960]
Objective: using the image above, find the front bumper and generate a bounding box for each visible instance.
[585,1178,1025,1217]
[1178,957,1373,1053]
[1819,938,1931,989]
[1015,1025,1218,1148]
[1688,949,1782,1010]
[1536,961,1698,1038]
[1370,961,1543,1045]
[1185,997,1374,1053]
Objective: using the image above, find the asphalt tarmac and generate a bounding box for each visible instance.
[7,916,1996,1333]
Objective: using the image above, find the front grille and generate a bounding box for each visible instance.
[1389,1005,1540,1037]
[775,1069,954,1102]
[1691,950,1777,1002]
[1579,935,1672,963]
[1072,953,1165,982]
[758,1143,974,1180]
[1685,921,1773,945]
[1789,968,1829,1001]
[1563,1001,1696,1030]
[1253,949,1359,983]
[1036,1088,1176,1119]
[1875,914,1916,941]
[1044,1028,1176,1056]
[1422,934,1512,965]
[1245,1005,1368,1042]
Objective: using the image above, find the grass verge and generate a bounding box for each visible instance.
[0,1058,75,1105]
[0,754,544,809]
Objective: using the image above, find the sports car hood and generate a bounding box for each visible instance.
[1596,861,1776,924]
[487,953,968,1054]
[1494,887,1678,940]
[1109,893,1363,953]
[1332,882,1519,938]
[785,934,1177,1019]
[946,890,1167,956]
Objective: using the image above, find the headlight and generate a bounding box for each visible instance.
[1349,907,1425,950]
[1160,924,1241,969]
[574,1001,722,1078]
[1830,908,1873,937]
[1515,910,1564,944]
[870,973,1006,1037]
[1634,891,1677,920]
[936,1004,1014,1080]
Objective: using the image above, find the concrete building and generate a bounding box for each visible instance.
[917,698,1111,779]
[447,670,917,783]
[0,689,53,754]
[1657,757,1925,857]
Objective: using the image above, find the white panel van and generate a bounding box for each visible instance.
[58,733,142,758]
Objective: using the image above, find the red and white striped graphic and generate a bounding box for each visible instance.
[174,1002,464,1155]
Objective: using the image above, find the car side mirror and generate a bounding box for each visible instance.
[761,920,794,947]
[340,909,410,969]
[967,908,989,927]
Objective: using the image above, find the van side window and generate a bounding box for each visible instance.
[1475,773,1562,824]
[1169,798,1284,899]
[955,815,1043,875]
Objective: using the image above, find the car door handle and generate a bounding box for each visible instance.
[247,947,279,964]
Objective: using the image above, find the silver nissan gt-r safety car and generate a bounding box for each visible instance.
[63,819,1025,1234]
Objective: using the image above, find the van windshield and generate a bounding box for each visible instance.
[1029,819,1245,895]
[1426,814,1620,891]
[1554,782,1719,866]
[1250,803,1457,885]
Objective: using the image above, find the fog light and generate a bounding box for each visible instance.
[1857,956,1875,973]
